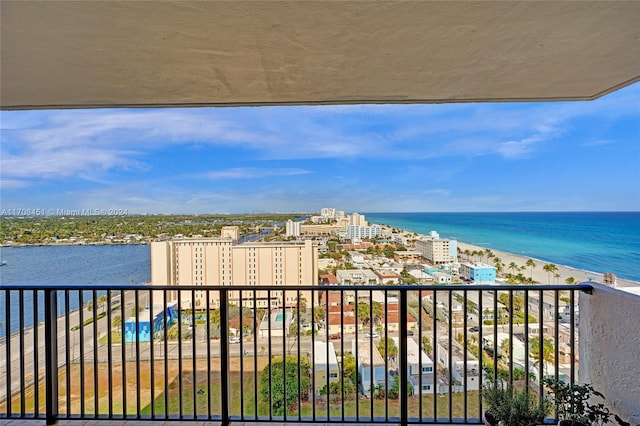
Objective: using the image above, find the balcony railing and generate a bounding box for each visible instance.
[0,283,593,425]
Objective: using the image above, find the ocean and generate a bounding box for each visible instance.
[365,211,640,283]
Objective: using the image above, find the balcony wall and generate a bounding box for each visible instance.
[580,283,640,424]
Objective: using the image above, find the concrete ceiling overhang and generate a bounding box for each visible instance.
[1,1,639,111]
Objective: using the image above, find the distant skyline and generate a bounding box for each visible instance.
[1,83,639,214]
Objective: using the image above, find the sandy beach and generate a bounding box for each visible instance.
[456,241,640,289]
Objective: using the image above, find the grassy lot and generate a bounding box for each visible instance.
[1,356,482,421]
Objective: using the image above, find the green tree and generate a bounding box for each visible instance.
[388,375,413,399]
[486,249,494,265]
[313,306,325,324]
[525,259,536,281]
[112,315,122,336]
[377,337,398,360]
[296,293,307,311]
[493,257,503,275]
[98,294,107,314]
[565,276,576,285]
[357,303,371,325]
[499,337,511,359]
[542,263,558,284]
[259,355,310,416]
[422,336,433,356]
[342,352,357,385]
[529,336,554,377]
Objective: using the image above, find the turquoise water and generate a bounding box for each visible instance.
[365,212,640,283]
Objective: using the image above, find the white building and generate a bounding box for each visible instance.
[313,341,340,395]
[346,224,382,239]
[436,337,481,391]
[285,219,301,237]
[320,207,336,220]
[336,269,379,285]
[348,251,365,267]
[392,337,435,394]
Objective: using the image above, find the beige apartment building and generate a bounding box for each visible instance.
[415,238,454,265]
[151,236,318,309]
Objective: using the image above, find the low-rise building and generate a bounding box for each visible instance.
[459,262,496,284]
[353,339,386,395]
[374,270,401,285]
[436,336,481,391]
[313,341,340,395]
[336,269,379,285]
[393,337,435,394]
[393,250,423,264]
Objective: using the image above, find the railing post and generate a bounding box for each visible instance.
[44,289,58,425]
[399,288,408,426]
[219,289,229,426]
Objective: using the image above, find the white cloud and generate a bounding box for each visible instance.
[496,136,543,159]
[203,168,311,180]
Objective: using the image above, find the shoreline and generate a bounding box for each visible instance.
[456,241,640,288]
[386,225,640,288]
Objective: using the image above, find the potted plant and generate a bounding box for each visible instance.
[483,380,550,426]
[543,378,630,426]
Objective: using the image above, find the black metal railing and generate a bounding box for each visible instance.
[0,283,592,425]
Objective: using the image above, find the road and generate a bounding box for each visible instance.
[0,290,150,404]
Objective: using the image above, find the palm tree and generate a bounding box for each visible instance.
[530,336,554,379]
[554,273,561,285]
[500,337,511,360]
[525,259,536,281]
[542,263,558,284]
[565,276,576,285]
[508,262,519,275]
[493,257,503,276]
[486,249,494,265]
[98,294,107,314]
[112,315,122,336]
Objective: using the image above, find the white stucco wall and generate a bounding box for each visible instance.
[579,283,640,425]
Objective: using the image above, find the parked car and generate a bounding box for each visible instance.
[365,332,380,338]
[329,333,341,340]
[469,326,479,332]
[229,336,241,344]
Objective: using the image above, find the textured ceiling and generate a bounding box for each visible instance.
[1,1,639,110]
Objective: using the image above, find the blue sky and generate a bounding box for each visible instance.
[1,83,639,214]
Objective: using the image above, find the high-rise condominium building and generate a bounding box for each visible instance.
[151,238,318,309]
[285,219,301,237]
[346,224,382,239]
[349,213,367,226]
[320,208,336,220]
[415,237,454,265]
